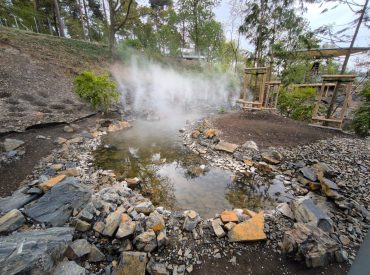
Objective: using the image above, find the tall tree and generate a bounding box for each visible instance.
[53,0,65,37]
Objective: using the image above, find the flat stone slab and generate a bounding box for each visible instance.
[0,187,39,214]
[220,210,239,223]
[228,211,266,242]
[39,175,66,192]
[0,227,74,274]
[24,177,91,226]
[215,141,238,153]
[0,209,25,234]
[3,138,24,151]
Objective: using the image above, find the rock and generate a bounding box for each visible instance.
[103,206,125,237]
[107,121,131,132]
[320,178,340,199]
[39,174,66,192]
[308,181,321,191]
[65,239,91,259]
[88,244,105,262]
[282,223,340,268]
[0,187,39,214]
[55,137,67,144]
[157,229,168,248]
[211,218,226,238]
[205,129,217,138]
[220,210,239,223]
[291,198,333,233]
[64,125,74,133]
[27,187,43,195]
[24,177,91,226]
[146,211,165,233]
[215,141,238,153]
[276,203,294,220]
[339,235,350,246]
[261,149,283,164]
[116,251,147,275]
[242,140,259,151]
[53,260,86,275]
[134,230,157,252]
[191,130,201,139]
[3,138,24,151]
[243,159,253,166]
[243,209,257,218]
[299,167,317,182]
[75,219,91,232]
[228,211,266,242]
[51,163,63,171]
[135,201,155,215]
[62,168,80,177]
[223,222,236,231]
[0,227,74,274]
[116,220,136,239]
[93,221,105,234]
[255,162,272,174]
[146,258,169,275]
[0,209,25,234]
[126,177,141,188]
[183,210,201,231]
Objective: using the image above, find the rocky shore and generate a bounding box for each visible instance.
[0,116,368,274]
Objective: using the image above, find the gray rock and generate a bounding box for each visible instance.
[75,219,91,232]
[27,187,43,195]
[88,244,105,262]
[146,258,169,275]
[0,187,39,214]
[23,177,91,226]
[0,209,25,234]
[145,211,165,232]
[134,229,157,252]
[183,210,201,232]
[291,197,333,233]
[116,220,136,239]
[53,260,86,275]
[261,149,283,164]
[283,223,340,268]
[102,206,125,237]
[135,201,155,214]
[242,140,258,151]
[276,202,294,220]
[3,138,24,151]
[211,218,225,238]
[64,125,74,133]
[0,227,74,274]
[299,167,317,182]
[65,239,91,260]
[117,251,147,275]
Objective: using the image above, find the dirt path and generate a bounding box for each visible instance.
[211,111,348,148]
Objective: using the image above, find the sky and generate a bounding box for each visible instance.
[214,0,369,69]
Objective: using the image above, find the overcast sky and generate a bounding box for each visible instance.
[214,0,369,69]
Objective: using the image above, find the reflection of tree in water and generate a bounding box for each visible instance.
[225,177,276,211]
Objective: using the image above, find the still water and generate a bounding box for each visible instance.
[94,114,279,218]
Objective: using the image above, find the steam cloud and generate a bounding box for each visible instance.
[111,55,240,116]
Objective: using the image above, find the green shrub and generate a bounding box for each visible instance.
[74,71,120,112]
[352,82,370,137]
[278,87,316,121]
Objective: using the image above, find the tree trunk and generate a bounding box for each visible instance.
[53,0,65,37]
[82,0,91,40]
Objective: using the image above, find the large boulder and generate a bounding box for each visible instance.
[0,209,25,234]
[0,187,39,214]
[0,227,74,274]
[291,197,333,233]
[24,177,91,226]
[282,223,341,268]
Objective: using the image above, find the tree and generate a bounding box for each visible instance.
[53,0,65,37]
[107,0,135,53]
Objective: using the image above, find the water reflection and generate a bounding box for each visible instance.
[94,115,283,218]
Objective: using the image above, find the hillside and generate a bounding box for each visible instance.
[0,27,110,133]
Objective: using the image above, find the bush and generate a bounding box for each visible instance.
[278,87,316,121]
[74,71,120,112]
[352,82,370,137]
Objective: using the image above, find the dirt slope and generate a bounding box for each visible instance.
[0,27,110,133]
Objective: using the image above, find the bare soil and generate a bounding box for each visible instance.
[211,111,348,148]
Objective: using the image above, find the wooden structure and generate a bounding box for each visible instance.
[311,75,356,129]
[292,83,337,97]
[263,81,281,109]
[237,67,268,110]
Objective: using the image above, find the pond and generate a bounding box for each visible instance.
[94,113,282,218]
